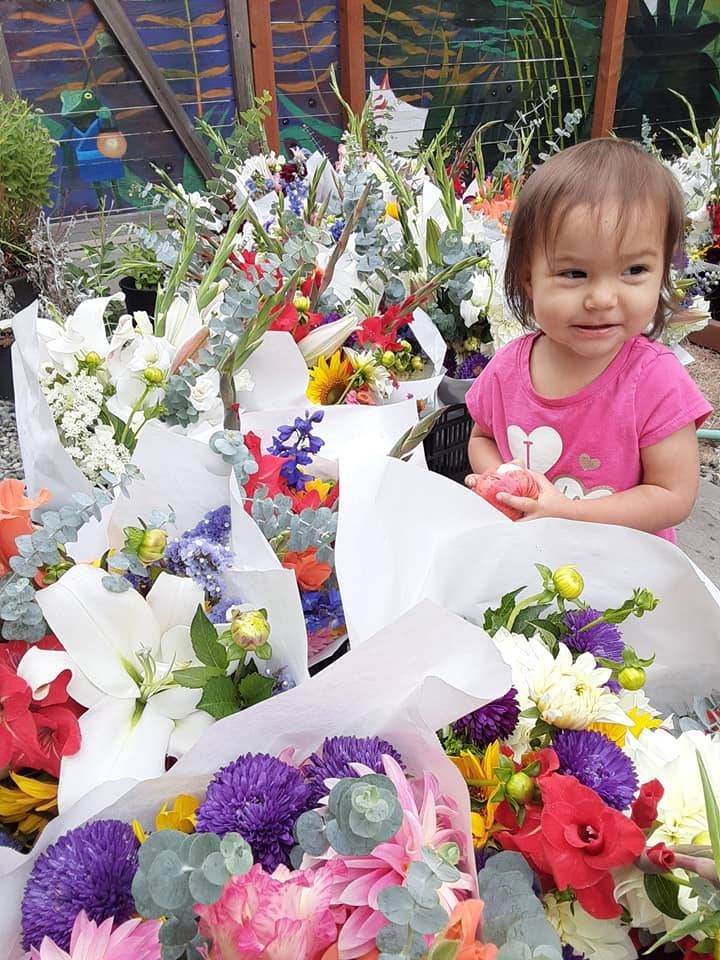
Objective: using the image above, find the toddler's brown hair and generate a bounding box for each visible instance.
[503,138,686,337]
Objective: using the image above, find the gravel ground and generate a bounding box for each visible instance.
[0,399,22,481]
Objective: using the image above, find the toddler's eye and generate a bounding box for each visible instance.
[560,269,586,279]
[623,264,648,276]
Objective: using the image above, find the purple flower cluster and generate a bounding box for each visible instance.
[284,178,309,216]
[22,820,139,950]
[553,729,638,810]
[330,220,345,242]
[562,607,624,662]
[302,586,345,635]
[207,594,243,624]
[267,412,325,490]
[165,505,233,600]
[196,753,313,870]
[303,735,403,804]
[456,350,489,380]
[454,688,521,749]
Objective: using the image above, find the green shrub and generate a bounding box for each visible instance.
[0,96,55,274]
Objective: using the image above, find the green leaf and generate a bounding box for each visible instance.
[196,676,240,719]
[172,665,225,688]
[643,873,686,920]
[237,672,275,708]
[512,604,551,635]
[191,605,228,670]
[483,587,525,636]
[698,751,720,880]
[427,942,461,960]
[425,218,443,267]
[645,912,706,952]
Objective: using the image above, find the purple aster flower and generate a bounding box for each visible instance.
[456,350,489,380]
[0,829,17,849]
[562,947,586,960]
[322,310,342,325]
[21,819,138,950]
[196,753,313,870]
[303,735,403,804]
[553,729,638,810]
[454,688,521,749]
[562,608,624,662]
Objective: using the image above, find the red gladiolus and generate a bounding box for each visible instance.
[0,667,42,770]
[496,774,645,918]
[269,303,323,343]
[646,842,676,870]
[631,779,664,829]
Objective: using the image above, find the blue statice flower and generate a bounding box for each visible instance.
[208,594,244,624]
[267,413,326,491]
[165,535,233,600]
[183,504,231,546]
[553,729,638,810]
[330,219,345,242]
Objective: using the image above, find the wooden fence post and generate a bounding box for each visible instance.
[225,0,254,115]
[338,0,366,116]
[591,0,631,137]
[0,24,16,100]
[247,0,280,152]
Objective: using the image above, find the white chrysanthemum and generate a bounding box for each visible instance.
[343,347,395,400]
[545,892,636,960]
[493,628,631,729]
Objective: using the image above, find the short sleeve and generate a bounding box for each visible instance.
[636,351,713,448]
[465,367,493,435]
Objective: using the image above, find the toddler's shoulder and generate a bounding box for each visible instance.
[485,333,533,371]
[628,337,690,380]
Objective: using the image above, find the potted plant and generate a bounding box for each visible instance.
[117,242,166,317]
[0,95,55,401]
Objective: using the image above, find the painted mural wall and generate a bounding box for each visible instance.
[2,0,238,217]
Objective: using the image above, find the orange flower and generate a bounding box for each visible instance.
[438,900,498,960]
[0,479,49,576]
[281,547,332,591]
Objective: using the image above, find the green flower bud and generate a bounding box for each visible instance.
[137,528,168,565]
[294,294,311,313]
[618,665,645,691]
[84,351,103,369]
[230,609,271,652]
[143,366,165,385]
[506,771,535,804]
[552,565,584,600]
[411,356,424,372]
[381,351,396,368]
[399,340,411,352]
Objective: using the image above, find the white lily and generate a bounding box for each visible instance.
[18,565,213,812]
[299,315,358,366]
[37,296,120,374]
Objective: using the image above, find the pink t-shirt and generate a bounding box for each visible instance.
[466,333,712,542]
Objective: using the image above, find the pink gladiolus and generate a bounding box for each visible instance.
[196,860,348,960]
[28,912,161,960]
[331,755,474,959]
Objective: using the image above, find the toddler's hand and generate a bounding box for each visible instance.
[496,471,572,520]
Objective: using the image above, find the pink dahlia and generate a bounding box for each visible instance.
[196,860,347,960]
[330,755,474,959]
[28,912,161,960]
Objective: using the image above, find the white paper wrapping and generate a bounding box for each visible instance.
[0,600,512,960]
[335,456,720,713]
[235,331,310,411]
[11,301,93,507]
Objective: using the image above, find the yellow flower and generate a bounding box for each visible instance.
[449,742,503,848]
[590,707,661,747]
[155,794,199,833]
[304,478,334,502]
[307,351,353,405]
[132,819,148,844]
[552,565,584,600]
[0,773,58,837]
[385,200,400,220]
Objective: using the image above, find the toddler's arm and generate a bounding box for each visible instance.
[496,423,701,531]
[467,424,504,477]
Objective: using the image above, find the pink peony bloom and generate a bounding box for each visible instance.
[196,860,347,960]
[330,755,474,959]
[28,912,161,960]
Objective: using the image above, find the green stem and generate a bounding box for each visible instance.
[506,591,552,632]
[119,386,152,448]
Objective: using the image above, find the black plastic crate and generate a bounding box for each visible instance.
[424,403,473,484]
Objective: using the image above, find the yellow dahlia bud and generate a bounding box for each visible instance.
[137,528,168,565]
[411,356,424,372]
[552,565,584,600]
[399,340,411,352]
[84,351,103,369]
[143,366,165,385]
[294,294,311,313]
[230,608,271,655]
[385,200,400,220]
[506,772,534,804]
[381,350,396,368]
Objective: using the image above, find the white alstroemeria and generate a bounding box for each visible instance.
[613,866,666,934]
[37,296,119,374]
[172,185,224,232]
[493,628,631,729]
[460,271,493,326]
[18,565,213,811]
[545,892,636,960]
[189,368,222,415]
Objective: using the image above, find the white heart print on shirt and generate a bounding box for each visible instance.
[507,425,563,473]
[553,477,614,500]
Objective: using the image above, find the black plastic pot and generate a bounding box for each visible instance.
[119,276,158,318]
[0,276,38,403]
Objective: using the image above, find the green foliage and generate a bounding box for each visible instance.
[118,243,166,291]
[0,96,55,270]
[132,828,252,960]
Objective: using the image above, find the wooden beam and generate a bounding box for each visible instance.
[338,0,366,117]
[225,0,253,115]
[247,0,280,152]
[92,0,215,180]
[591,0,630,137]
[0,24,16,100]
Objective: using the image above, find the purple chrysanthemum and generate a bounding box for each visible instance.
[454,688,521,749]
[456,350,489,380]
[562,946,586,960]
[196,753,313,870]
[303,735,403,804]
[562,608,624,662]
[21,819,138,950]
[553,729,638,810]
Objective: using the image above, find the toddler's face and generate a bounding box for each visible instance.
[523,202,665,362]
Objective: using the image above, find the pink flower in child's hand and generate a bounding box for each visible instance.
[196,860,346,960]
[28,911,161,960]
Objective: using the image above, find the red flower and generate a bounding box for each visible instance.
[678,937,713,960]
[242,432,286,504]
[300,267,324,298]
[356,303,413,351]
[269,303,323,343]
[631,779,664,829]
[496,774,645,919]
[709,202,720,243]
[0,667,42,770]
[646,842,676,870]
[31,703,82,777]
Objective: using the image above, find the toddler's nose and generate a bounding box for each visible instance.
[584,282,617,311]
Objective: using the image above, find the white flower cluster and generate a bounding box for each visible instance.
[40,367,129,481]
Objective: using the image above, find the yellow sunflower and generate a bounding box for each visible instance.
[449,741,503,848]
[307,351,354,405]
[0,772,58,837]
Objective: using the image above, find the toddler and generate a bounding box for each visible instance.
[465,138,712,541]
